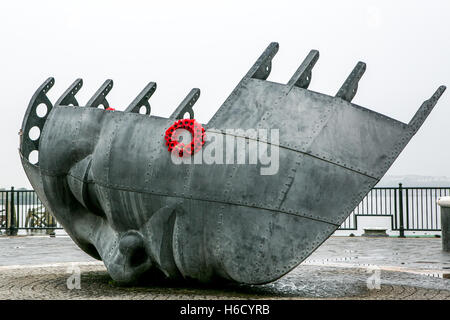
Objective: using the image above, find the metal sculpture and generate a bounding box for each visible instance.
[19,43,445,284]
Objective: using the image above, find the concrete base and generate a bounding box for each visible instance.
[362,229,388,237]
[5,229,18,236]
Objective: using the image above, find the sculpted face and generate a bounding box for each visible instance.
[19,44,445,284]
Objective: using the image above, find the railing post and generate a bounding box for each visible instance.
[7,187,17,236]
[4,191,8,233]
[16,188,20,232]
[398,183,405,238]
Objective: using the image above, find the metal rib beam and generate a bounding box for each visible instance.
[55,79,83,107]
[287,49,319,89]
[125,82,157,115]
[170,88,200,119]
[335,61,366,102]
[86,79,113,109]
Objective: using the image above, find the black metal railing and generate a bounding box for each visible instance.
[339,184,449,234]
[0,185,447,236]
[0,187,62,235]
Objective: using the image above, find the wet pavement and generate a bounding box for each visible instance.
[0,235,96,266]
[303,237,450,279]
[0,235,449,299]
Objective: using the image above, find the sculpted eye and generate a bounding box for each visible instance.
[67,155,104,218]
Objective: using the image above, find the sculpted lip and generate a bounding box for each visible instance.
[19,43,446,285]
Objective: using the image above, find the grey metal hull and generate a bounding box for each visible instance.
[19,43,445,284]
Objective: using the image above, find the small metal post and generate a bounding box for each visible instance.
[398,183,405,238]
[8,187,17,236]
[4,191,8,233]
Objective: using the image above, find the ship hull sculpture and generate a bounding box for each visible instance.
[20,43,445,285]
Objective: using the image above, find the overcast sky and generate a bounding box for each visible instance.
[1,0,449,188]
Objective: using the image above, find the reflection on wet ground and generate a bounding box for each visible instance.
[303,237,450,283]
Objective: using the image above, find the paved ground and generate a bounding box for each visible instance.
[0,236,449,299]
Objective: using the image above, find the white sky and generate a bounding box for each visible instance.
[1,0,449,188]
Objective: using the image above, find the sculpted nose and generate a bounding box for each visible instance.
[105,230,152,284]
[119,231,148,267]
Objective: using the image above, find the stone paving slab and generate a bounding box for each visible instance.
[0,235,449,299]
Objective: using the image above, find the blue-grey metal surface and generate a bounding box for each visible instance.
[19,42,446,285]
